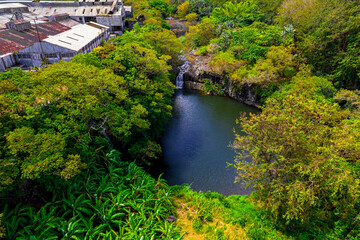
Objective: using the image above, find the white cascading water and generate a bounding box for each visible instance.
[176,61,190,89]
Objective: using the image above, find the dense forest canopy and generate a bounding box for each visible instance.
[0,0,360,239]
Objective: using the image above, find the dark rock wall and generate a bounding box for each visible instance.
[183,62,260,108]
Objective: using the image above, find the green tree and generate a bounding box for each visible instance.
[276,0,360,88]
[231,46,299,87]
[185,12,198,26]
[211,0,263,31]
[232,76,360,224]
[177,1,190,18]
[254,0,284,23]
[148,0,169,18]
[217,22,283,63]
[186,17,216,47]
[0,63,130,191]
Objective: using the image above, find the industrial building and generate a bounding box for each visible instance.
[25,0,132,35]
[0,1,131,71]
[0,18,109,71]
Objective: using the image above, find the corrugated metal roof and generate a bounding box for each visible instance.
[43,24,103,51]
[0,3,27,9]
[56,18,81,28]
[0,13,48,29]
[0,21,70,55]
[11,20,29,25]
[29,6,112,17]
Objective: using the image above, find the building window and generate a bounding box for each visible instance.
[61,53,74,58]
[112,26,122,31]
[46,53,58,59]
[18,54,31,59]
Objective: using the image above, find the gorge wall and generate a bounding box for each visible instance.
[182,53,261,108]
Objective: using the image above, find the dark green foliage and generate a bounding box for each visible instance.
[276,0,360,89]
[201,79,224,96]
[1,151,181,239]
[148,0,169,18]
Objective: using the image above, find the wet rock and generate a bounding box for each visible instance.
[166,215,176,222]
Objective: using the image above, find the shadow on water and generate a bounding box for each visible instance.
[153,89,260,196]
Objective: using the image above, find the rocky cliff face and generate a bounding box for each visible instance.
[166,19,187,37]
[183,53,261,108]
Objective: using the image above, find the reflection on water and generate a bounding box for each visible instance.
[161,90,259,196]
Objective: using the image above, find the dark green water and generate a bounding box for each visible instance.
[161,90,259,196]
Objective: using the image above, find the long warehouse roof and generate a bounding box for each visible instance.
[43,24,104,52]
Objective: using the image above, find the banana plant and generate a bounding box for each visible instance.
[59,193,93,219]
[2,204,31,240]
[17,203,60,239]
[59,217,87,240]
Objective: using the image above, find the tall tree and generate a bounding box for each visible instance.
[232,76,360,224]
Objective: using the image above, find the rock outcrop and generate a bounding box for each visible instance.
[183,52,261,108]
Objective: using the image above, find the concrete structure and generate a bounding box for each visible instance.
[0,1,132,34]
[0,18,109,71]
[25,0,130,35]
[0,53,16,72]
[15,23,109,67]
[0,1,129,71]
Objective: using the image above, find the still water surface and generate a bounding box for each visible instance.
[161,90,259,196]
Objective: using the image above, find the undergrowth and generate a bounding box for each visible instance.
[1,150,298,239]
[1,150,182,239]
[171,185,291,240]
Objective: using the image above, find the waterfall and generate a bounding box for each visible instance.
[176,61,190,89]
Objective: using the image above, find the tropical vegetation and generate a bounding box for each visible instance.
[1,0,360,239]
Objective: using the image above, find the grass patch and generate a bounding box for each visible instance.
[171,185,292,240]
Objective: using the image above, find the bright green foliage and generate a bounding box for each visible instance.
[233,76,360,225]
[177,1,190,18]
[231,46,300,89]
[217,22,283,62]
[211,0,262,27]
[123,0,168,26]
[172,186,291,239]
[148,0,169,18]
[1,151,182,239]
[111,24,183,70]
[211,0,263,32]
[6,127,83,180]
[186,17,216,47]
[76,28,181,161]
[209,50,245,75]
[170,0,228,18]
[1,64,126,190]
[0,25,180,192]
[201,79,224,96]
